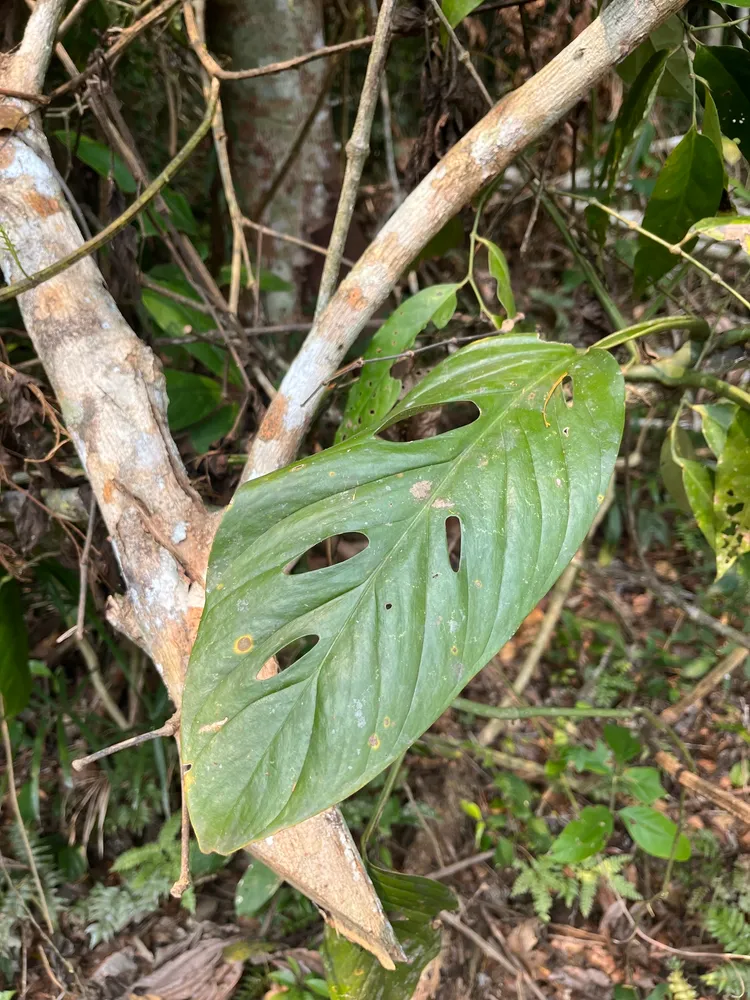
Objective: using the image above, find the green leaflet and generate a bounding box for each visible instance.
[324,867,457,998]
[477,238,516,318]
[689,215,750,253]
[702,89,729,187]
[182,336,624,852]
[440,0,483,28]
[602,49,669,199]
[0,577,31,717]
[694,45,750,164]
[620,806,691,861]
[548,806,614,864]
[618,17,692,103]
[715,408,750,578]
[163,369,223,432]
[633,128,724,294]
[693,402,737,458]
[336,284,459,443]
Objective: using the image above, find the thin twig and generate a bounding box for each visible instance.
[625,365,750,412]
[315,0,396,317]
[242,217,355,268]
[72,712,180,770]
[188,0,254,317]
[74,492,96,641]
[660,646,748,725]
[170,757,192,898]
[427,0,493,108]
[57,0,98,37]
[0,87,50,104]
[0,80,219,304]
[77,637,129,731]
[440,909,522,980]
[0,695,55,934]
[183,2,374,82]
[49,0,182,98]
[567,193,750,315]
[429,850,494,879]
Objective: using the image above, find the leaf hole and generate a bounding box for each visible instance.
[727,502,743,517]
[385,602,393,610]
[445,516,462,572]
[284,532,369,574]
[562,375,574,407]
[377,400,480,442]
[260,635,319,677]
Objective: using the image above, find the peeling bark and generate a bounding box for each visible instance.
[209,0,336,320]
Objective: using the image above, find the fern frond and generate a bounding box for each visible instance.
[702,962,750,997]
[705,906,750,955]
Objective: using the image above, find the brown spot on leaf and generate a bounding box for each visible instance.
[257,393,288,441]
[233,634,254,654]
[410,480,432,500]
[199,717,228,734]
[368,733,381,749]
[23,190,61,218]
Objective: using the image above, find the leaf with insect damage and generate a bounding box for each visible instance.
[182,336,624,851]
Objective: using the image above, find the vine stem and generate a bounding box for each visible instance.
[0,81,220,304]
[566,192,750,314]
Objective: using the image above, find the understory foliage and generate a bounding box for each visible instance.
[1,0,750,998]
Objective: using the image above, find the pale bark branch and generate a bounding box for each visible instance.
[243,0,691,483]
[0,6,402,970]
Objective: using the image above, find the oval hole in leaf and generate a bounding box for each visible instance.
[377,400,480,442]
[562,375,574,406]
[261,635,320,676]
[445,516,462,572]
[285,532,370,575]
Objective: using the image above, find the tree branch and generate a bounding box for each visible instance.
[243,0,692,483]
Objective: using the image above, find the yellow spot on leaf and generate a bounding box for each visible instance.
[233,634,254,654]
[368,733,381,749]
[383,716,392,728]
[542,371,568,428]
[474,579,482,588]
[451,645,459,655]
[329,471,336,477]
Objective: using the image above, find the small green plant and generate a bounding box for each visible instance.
[511,852,640,923]
[460,773,551,865]
[694,861,750,996]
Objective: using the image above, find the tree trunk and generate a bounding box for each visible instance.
[210,0,336,320]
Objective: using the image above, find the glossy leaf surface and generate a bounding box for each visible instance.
[336,285,458,443]
[324,866,456,999]
[633,128,723,293]
[183,336,624,851]
[695,45,750,163]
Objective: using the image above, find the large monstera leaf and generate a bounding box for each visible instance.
[183,336,624,852]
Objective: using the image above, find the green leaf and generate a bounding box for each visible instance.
[604,723,641,765]
[235,859,282,918]
[189,404,239,454]
[659,426,695,516]
[547,806,614,863]
[163,369,223,432]
[622,767,666,805]
[618,18,692,103]
[683,459,716,549]
[694,45,750,163]
[477,238,516,318]
[689,215,750,253]
[0,577,31,717]
[183,336,624,851]
[693,401,737,457]
[601,49,669,198]
[441,0,482,29]
[53,131,136,193]
[160,188,198,236]
[567,740,612,776]
[702,88,729,187]
[633,128,724,293]
[714,408,750,578]
[335,285,459,443]
[614,988,639,1000]
[142,286,217,338]
[324,866,457,999]
[619,806,691,861]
